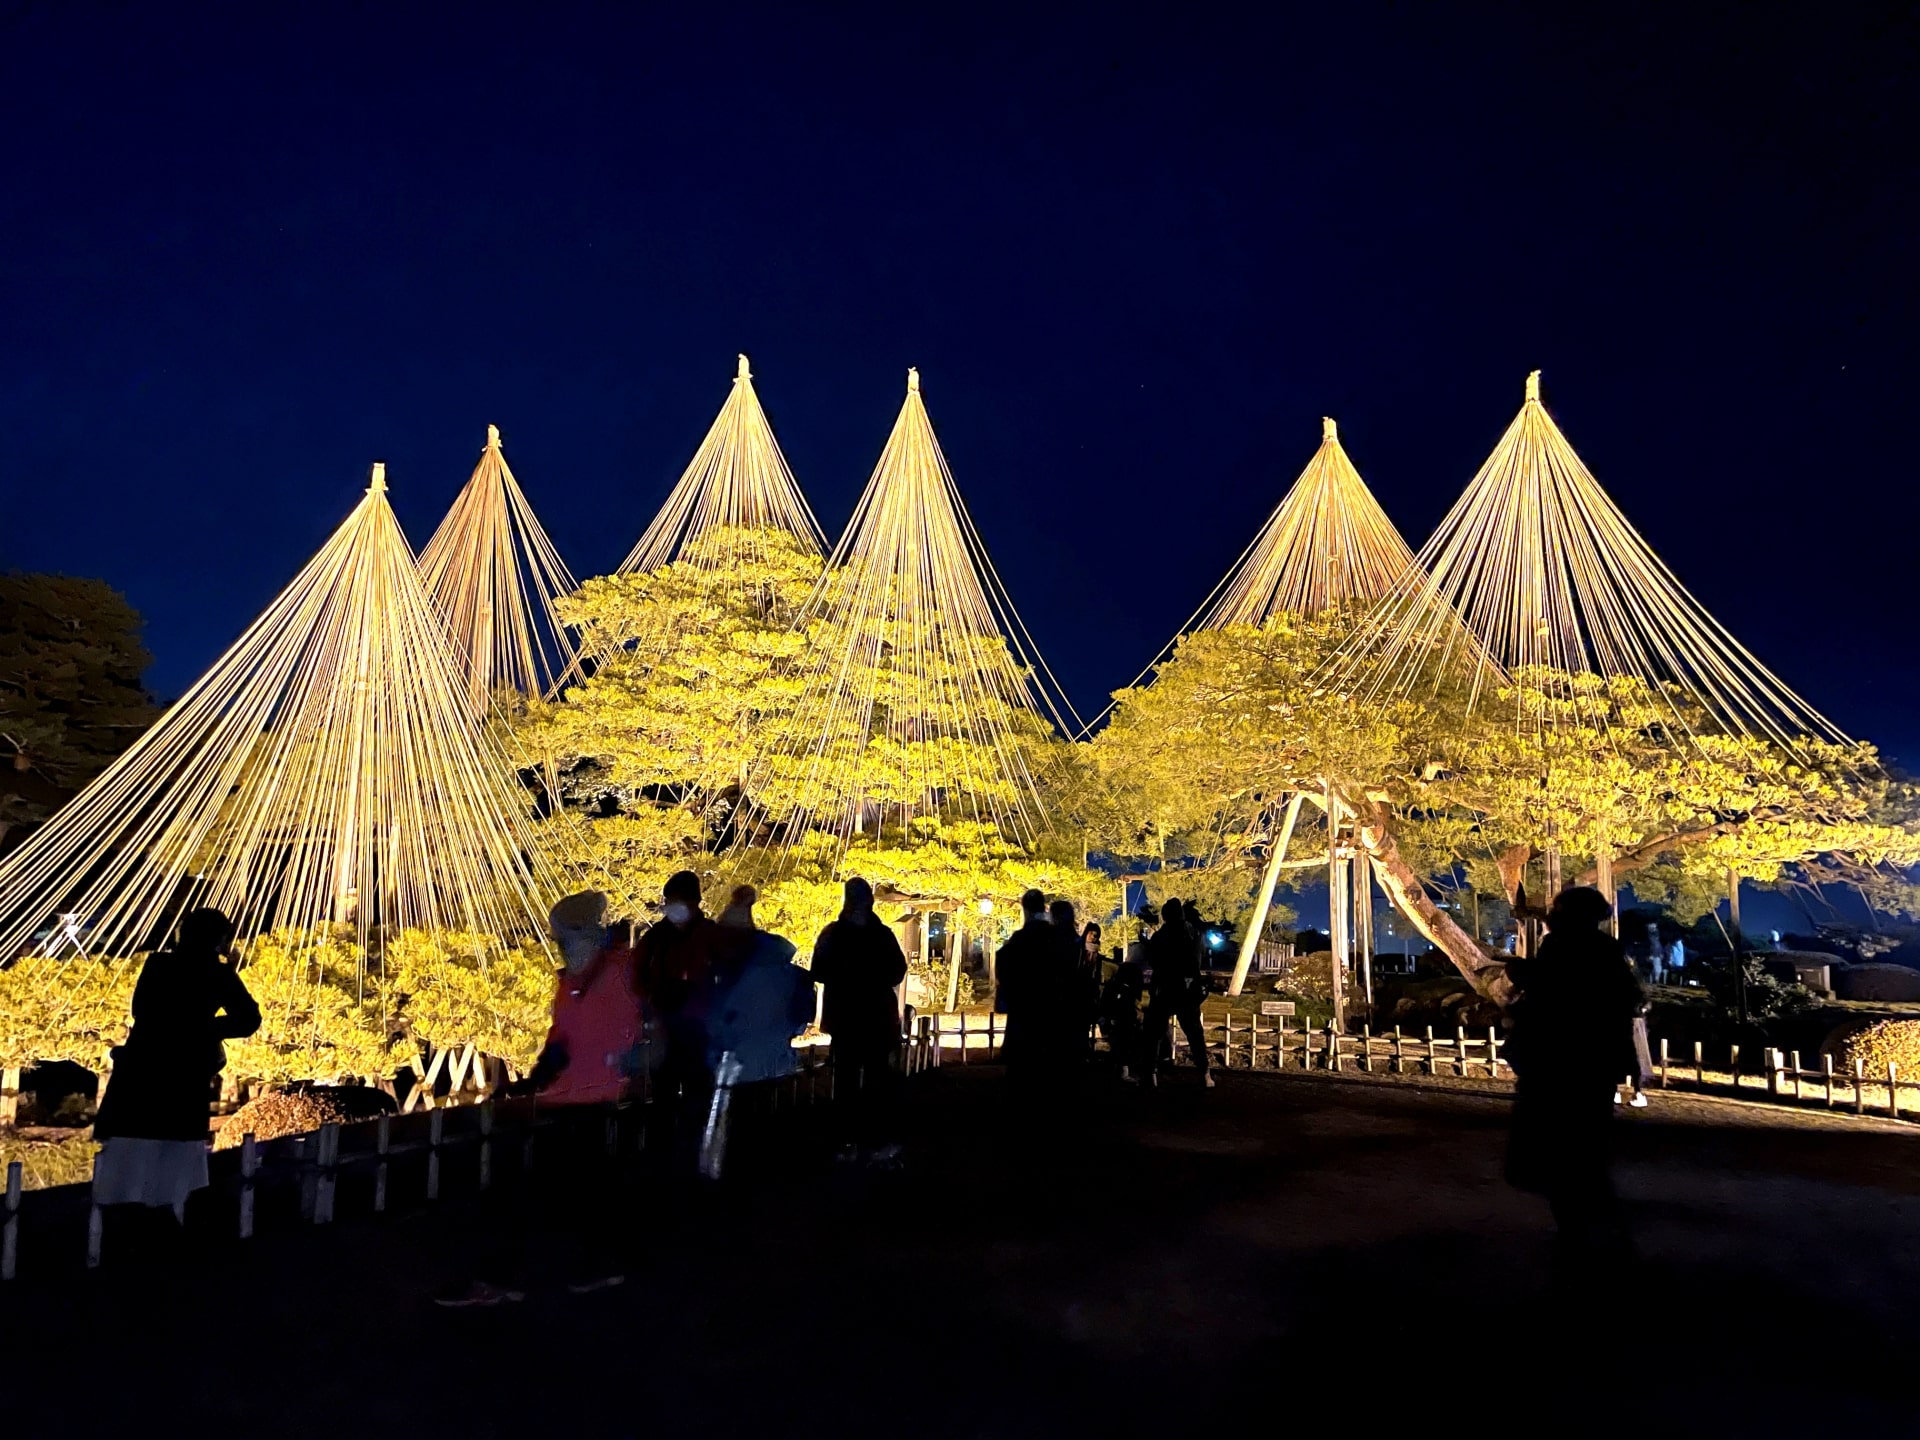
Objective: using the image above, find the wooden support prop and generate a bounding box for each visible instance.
[2,1159,21,1282]
[426,1110,444,1201]
[239,1133,258,1238]
[374,1115,391,1213]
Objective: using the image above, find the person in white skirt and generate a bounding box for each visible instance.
[92,908,260,1254]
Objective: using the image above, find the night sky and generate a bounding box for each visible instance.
[3,4,1916,767]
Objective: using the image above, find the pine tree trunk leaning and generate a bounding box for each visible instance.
[1350,796,1513,1005]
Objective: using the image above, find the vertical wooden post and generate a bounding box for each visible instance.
[1855,1059,1867,1117]
[958,1011,969,1067]
[239,1133,257,1238]
[2,1160,21,1282]
[1488,1026,1501,1078]
[1790,1051,1803,1102]
[1889,1062,1900,1121]
[478,1102,494,1191]
[1222,1011,1233,1070]
[1425,1026,1437,1077]
[315,1123,339,1224]
[1392,1026,1404,1075]
[1694,1040,1704,1085]
[373,1115,390,1213]
[1824,1054,1836,1109]
[1455,1026,1467,1079]
[1361,1024,1373,1074]
[295,1136,316,1223]
[1659,1037,1670,1090]
[426,1109,444,1201]
[1729,1043,1741,1094]
[0,1066,20,1127]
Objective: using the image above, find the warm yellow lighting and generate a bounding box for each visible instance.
[0,468,572,968]
[418,424,584,704]
[1338,372,1845,752]
[977,898,994,916]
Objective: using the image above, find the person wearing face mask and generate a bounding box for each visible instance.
[437,891,635,1307]
[632,869,725,1122]
[809,878,908,1167]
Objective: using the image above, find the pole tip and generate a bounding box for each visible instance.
[907,366,920,394]
[1525,370,1542,403]
[367,462,387,494]
[1322,416,1338,442]
[736,353,751,381]
[486,423,500,448]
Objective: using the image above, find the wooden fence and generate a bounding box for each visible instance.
[2,1018,941,1283]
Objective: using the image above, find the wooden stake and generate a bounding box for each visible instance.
[2,1160,21,1282]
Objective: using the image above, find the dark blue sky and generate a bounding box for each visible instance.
[4,4,1916,764]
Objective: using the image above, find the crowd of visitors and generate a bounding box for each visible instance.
[84,876,1650,1295]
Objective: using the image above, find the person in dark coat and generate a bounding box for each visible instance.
[995,890,1073,1081]
[631,869,725,1102]
[93,908,261,1238]
[809,878,908,1166]
[1503,886,1645,1261]
[1075,921,1108,1060]
[1146,899,1213,1086]
[1101,921,1153,1082]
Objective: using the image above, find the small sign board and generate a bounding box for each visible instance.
[1260,1000,1296,1017]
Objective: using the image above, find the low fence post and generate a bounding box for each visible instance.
[1889,1062,1900,1121]
[426,1109,444,1202]
[1767,1049,1783,1097]
[1729,1043,1741,1095]
[1790,1051,1804,1101]
[478,1102,494,1192]
[3,1159,21,1282]
[1487,1026,1501,1078]
[1424,1027,1436,1077]
[1222,1011,1233,1070]
[1694,1040,1704,1086]
[239,1133,257,1239]
[1392,1026,1404,1075]
[1824,1054,1836,1109]
[1659,1037,1670,1090]
[373,1115,390,1213]
[315,1123,339,1225]
[295,1136,316,1223]
[1855,1059,1867,1117]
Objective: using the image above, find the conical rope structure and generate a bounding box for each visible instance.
[1195,416,1418,627]
[1337,371,1847,752]
[740,368,1080,854]
[419,425,583,705]
[0,465,569,968]
[1085,416,1417,737]
[619,354,826,576]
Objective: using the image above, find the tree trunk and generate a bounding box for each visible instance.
[1350,797,1512,1004]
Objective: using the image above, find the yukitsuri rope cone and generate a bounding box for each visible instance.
[419,424,583,706]
[1337,371,1845,752]
[0,464,567,972]
[740,367,1079,854]
[619,354,826,576]
[1195,416,1417,627]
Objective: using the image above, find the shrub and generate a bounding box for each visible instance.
[0,958,136,1071]
[0,1131,98,1190]
[383,930,555,1073]
[1834,1020,1920,1079]
[226,929,401,1087]
[213,1089,348,1150]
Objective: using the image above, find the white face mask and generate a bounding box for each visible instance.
[664,901,693,927]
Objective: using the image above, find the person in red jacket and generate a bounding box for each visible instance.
[437,891,635,1307]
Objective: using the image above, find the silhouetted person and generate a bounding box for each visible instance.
[93,907,260,1257]
[1076,921,1107,1059]
[1102,921,1153,1082]
[810,878,908,1167]
[1146,898,1213,1087]
[1504,886,1644,1266]
[633,869,724,1105]
[997,889,1076,1082]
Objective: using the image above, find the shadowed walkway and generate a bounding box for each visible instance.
[5,1067,1917,1436]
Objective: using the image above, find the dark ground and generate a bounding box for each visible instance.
[6,1066,1919,1437]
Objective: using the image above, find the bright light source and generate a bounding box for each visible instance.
[977,898,994,916]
